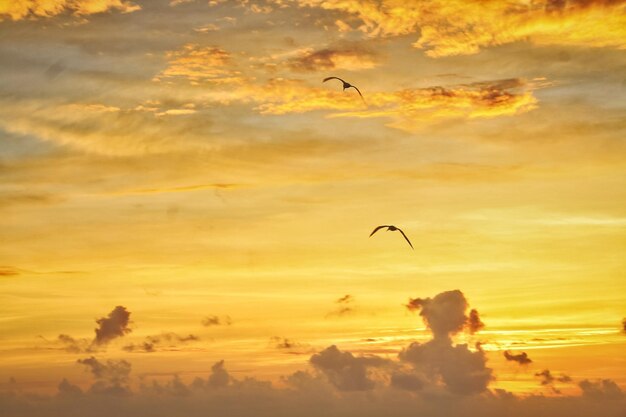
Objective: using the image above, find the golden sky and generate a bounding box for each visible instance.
[0,1,625,415]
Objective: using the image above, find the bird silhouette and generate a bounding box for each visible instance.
[323,76,365,103]
[369,225,413,249]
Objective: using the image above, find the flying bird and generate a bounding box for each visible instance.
[369,225,413,249]
[323,76,365,103]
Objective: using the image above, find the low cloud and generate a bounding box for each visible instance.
[504,350,532,366]
[579,379,624,400]
[77,356,131,395]
[310,345,389,391]
[400,290,492,395]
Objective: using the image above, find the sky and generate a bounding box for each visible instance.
[0,0,625,415]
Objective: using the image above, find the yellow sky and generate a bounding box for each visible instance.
[0,1,625,414]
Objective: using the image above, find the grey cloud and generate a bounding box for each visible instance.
[94,306,132,345]
[309,345,388,391]
[123,332,199,353]
[504,350,532,366]
[579,379,623,400]
[202,315,232,326]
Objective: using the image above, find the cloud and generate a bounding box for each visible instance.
[0,266,20,277]
[467,309,485,334]
[202,315,232,326]
[270,337,313,354]
[579,379,624,400]
[265,0,626,57]
[400,290,492,395]
[327,294,355,317]
[309,345,389,391]
[286,45,380,72]
[504,350,532,366]
[58,334,93,354]
[155,44,245,85]
[77,356,132,394]
[207,360,231,388]
[122,332,200,353]
[0,0,140,21]
[535,369,573,393]
[622,318,626,334]
[405,290,470,339]
[94,306,132,345]
[0,99,216,156]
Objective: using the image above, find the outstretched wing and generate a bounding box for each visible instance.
[397,228,414,250]
[349,85,365,102]
[369,225,389,237]
[323,76,345,84]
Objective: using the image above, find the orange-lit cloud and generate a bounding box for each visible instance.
[0,0,140,21]
[155,44,245,85]
[270,0,625,56]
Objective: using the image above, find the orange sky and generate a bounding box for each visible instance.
[0,1,625,415]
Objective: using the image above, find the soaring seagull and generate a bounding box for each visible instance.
[369,225,413,249]
[323,76,365,103]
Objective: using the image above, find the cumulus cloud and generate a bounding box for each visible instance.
[309,345,389,391]
[400,290,492,395]
[579,379,624,400]
[0,0,140,21]
[77,356,132,394]
[504,350,532,366]
[94,306,132,345]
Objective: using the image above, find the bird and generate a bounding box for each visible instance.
[323,76,365,103]
[369,225,413,249]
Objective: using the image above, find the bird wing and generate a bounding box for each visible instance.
[369,225,390,237]
[323,76,345,84]
[397,228,414,250]
[348,85,367,105]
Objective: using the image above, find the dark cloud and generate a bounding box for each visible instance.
[327,295,355,317]
[94,306,132,345]
[466,309,485,334]
[390,372,424,391]
[622,318,626,334]
[309,345,388,391]
[77,356,132,395]
[336,294,353,304]
[535,369,572,393]
[401,290,492,395]
[202,315,232,326]
[57,334,92,354]
[504,350,532,366]
[208,360,230,388]
[579,379,624,399]
[123,332,199,353]
[406,290,470,339]
[287,45,379,72]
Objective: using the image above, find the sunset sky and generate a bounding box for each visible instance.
[1,1,625,415]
